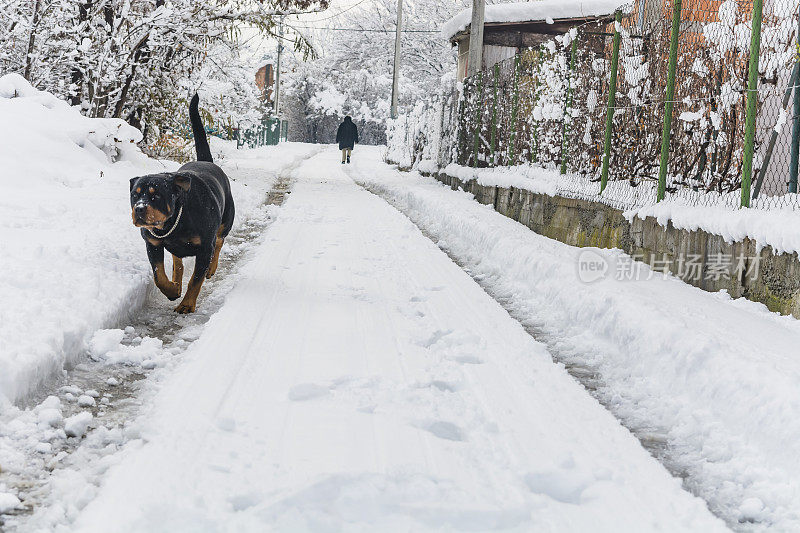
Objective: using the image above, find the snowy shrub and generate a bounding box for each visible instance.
[386,86,459,170]
[0,73,142,165]
[0,0,328,141]
[392,0,800,208]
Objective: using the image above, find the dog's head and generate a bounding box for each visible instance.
[129,172,191,229]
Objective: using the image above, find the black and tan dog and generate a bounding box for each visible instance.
[130,94,234,313]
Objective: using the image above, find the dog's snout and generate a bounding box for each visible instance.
[134,204,146,216]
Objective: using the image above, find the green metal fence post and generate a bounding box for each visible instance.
[490,63,499,165]
[600,10,622,193]
[560,36,578,175]
[790,5,800,194]
[741,0,764,207]
[473,72,483,167]
[508,55,521,165]
[657,0,682,201]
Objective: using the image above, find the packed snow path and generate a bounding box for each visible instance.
[19,150,725,532]
[349,148,800,531]
[0,143,322,528]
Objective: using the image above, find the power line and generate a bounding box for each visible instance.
[302,0,372,21]
[288,25,438,32]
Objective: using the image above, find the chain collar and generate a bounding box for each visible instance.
[148,204,183,239]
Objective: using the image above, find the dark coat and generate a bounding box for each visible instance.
[336,117,358,150]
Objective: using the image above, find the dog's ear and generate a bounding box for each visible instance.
[173,173,192,192]
[130,177,138,191]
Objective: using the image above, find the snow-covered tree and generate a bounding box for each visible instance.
[279,0,466,144]
[0,0,329,139]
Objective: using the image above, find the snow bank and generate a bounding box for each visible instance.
[442,0,625,41]
[354,151,800,530]
[442,162,561,196]
[627,201,800,255]
[439,161,800,256]
[0,74,143,162]
[0,74,175,406]
[0,73,311,406]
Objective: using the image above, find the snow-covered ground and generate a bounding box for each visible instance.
[10,149,728,532]
[0,141,321,527]
[0,74,322,525]
[0,72,316,406]
[352,147,800,531]
[4,133,796,531]
[0,73,171,405]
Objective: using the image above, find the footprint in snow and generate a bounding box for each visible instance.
[216,417,237,432]
[229,491,262,511]
[449,354,484,365]
[420,420,466,442]
[288,383,329,401]
[424,380,462,393]
[419,329,453,348]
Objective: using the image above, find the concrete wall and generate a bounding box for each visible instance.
[433,172,800,318]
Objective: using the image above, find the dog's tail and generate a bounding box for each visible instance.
[189,93,213,163]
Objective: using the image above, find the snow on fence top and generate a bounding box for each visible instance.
[441,0,626,41]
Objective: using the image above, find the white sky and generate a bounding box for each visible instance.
[239,0,374,68]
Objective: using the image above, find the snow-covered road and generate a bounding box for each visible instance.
[20,149,726,532]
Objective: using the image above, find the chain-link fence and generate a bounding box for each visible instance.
[391,0,800,212]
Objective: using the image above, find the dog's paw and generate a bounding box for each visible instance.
[174,301,196,314]
[157,283,181,301]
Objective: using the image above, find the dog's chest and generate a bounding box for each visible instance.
[163,235,203,258]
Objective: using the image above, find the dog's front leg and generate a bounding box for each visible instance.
[146,241,181,301]
[174,244,212,314]
[172,254,184,292]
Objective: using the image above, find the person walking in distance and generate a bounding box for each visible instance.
[336,116,358,164]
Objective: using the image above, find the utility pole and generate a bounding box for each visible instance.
[467,0,485,77]
[274,16,284,117]
[390,0,403,119]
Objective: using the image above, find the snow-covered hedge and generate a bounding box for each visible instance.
[393,0,800,210]
[386,67,800,257]
[385,89,459,172]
